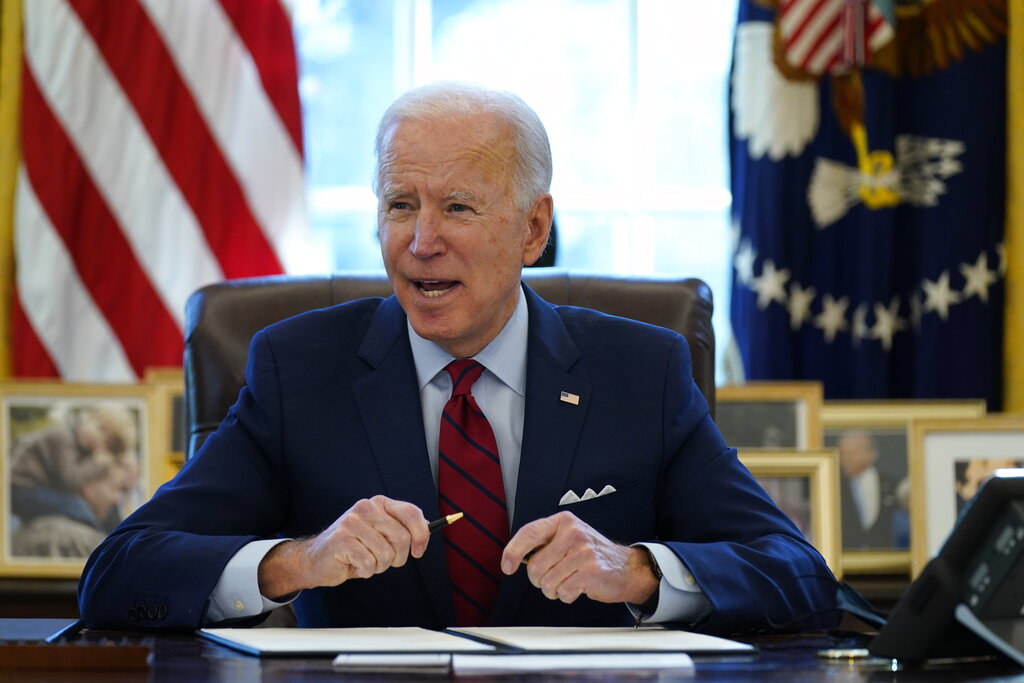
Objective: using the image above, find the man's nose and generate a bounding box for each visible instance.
[409,209,446,257]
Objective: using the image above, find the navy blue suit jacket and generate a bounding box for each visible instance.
[79,285,838,633]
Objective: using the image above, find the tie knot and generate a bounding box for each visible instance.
[446,359,485,396]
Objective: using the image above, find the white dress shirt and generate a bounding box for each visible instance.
[206,288,709,624]
[849,465,881,530]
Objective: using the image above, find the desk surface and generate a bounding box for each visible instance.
[1,619,1022,681]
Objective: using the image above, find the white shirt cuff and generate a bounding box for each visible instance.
[205,539,297,623]
[627,542,711,625]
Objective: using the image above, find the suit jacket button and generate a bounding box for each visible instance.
[147,604,158,619]
[128,607,138,622]
[158,605,168,619]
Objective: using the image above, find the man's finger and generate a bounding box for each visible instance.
[364,511,414,567]
[380,497,429,558]
[341,524,394,574]
[502,518,556,573]
[340,537,380,579]
[503,511,584,572]
[555,572,585,604]
[530,543,576,596]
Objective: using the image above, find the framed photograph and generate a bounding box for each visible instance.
[908,416,1024,577]
[0,381,159,578]
[144,367,186,479]
[821,400,987,574]
[716,382,824,449]
[739,449,842,579]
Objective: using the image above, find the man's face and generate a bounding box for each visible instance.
[377,113,551,358]
[837,432,877,478]
[958,458,1019,501]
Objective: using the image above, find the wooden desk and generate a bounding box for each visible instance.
[0,580,79,619]
[1,619,1021,681]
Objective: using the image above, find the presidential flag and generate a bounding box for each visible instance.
[1,0,308,382]
[729,0,1008,409]
[1004,0,1024,413]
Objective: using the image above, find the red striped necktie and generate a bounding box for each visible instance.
[438,359,509,626]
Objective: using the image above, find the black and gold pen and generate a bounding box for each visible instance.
[427,511,464,533]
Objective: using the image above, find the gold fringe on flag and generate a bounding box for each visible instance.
[0,0,24,379]
[1005,0,1024,412]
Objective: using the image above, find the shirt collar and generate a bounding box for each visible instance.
[408,286,528,396]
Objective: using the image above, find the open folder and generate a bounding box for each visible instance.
[199,624,754,660]
[199,627,493,657]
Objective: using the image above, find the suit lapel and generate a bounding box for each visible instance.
[491,286,591,623]
[353,297,454,625]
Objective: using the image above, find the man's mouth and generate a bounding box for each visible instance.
[416,280,458,298]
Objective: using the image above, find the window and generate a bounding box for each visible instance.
[293,0,737,378]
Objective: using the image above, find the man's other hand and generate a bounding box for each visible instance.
[257,495,428,600]
[500,511,659,605]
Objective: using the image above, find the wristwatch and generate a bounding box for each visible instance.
[635,545,662,619]
[639,545,663,581]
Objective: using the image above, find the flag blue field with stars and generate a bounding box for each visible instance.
[729,0,1008,409]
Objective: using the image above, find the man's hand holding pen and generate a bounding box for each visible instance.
[258,495,436,599]
[257,496,655,609]
[257,498,464,601]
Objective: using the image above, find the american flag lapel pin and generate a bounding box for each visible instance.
[559,390,580,405]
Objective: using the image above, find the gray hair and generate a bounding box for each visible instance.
[373,82,552,211]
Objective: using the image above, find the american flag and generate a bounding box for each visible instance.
[11,0,307,381]
[731,0,1008,408]
[777,0,892,74]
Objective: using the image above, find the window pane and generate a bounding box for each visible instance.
[647,1,735,189]
[296,1,397,188]
[294,0,397,268]
[430,0,635,189]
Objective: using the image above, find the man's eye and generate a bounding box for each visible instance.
[391,201,412,211]
[449,203,470,212]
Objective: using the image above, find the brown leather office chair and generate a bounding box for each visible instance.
[183,268,715,459]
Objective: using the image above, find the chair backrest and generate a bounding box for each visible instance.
[183,268,715,459]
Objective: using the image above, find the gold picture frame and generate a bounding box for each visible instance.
[739,449,841,579]
[821,400,987,574]
[908,415,1024,577]
[144,366,186,480]
[717,382,824,449]
[0,381,160,578]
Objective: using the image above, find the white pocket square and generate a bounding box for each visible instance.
[559,484,617,506]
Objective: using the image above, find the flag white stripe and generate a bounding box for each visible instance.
[868,10,894,53]
[140,0,311,272]
[787,1,842,68]
[22,0,224,330]
[778,0,817,38]
[805,29,844,74]
[15,167,136,382]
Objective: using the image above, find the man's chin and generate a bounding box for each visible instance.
[406,315,457,345]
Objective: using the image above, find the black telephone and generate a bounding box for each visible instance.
[870,474,1024,665]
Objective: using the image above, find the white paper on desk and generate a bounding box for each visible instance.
[199,627,494,655]
[448,626,755,653]
[453,652,694,673]
[333,653,451,672]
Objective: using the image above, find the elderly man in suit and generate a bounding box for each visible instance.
[837,430,905,550]
[79,82,838,634]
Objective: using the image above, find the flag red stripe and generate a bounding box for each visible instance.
[797,10,843,71]
[10,287,59,378]
[821,52,841,74]
[781,0,823,52]
[69,0,284,279]
[217,0,304,157]
[20,66,183,376]
[865,11,885,40]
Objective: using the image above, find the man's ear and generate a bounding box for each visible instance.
[522,194,554,266]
